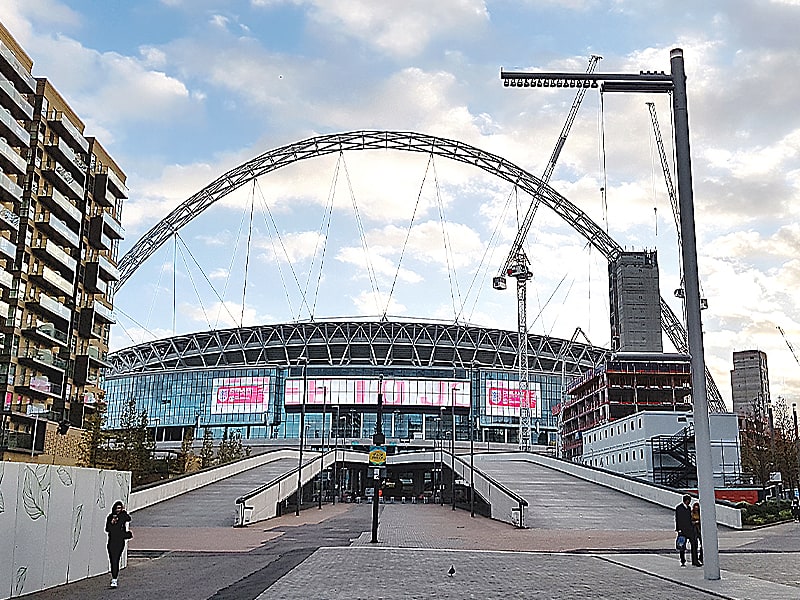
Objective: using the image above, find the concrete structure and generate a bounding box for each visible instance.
[730,349,770,417]
[580,410,741,488]
[0,22,127,463]
[608,250,662,352]
[561,352,692,460]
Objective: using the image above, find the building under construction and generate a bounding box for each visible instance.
[561,352,692,460]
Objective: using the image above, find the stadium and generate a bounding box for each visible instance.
[103,131,705,450]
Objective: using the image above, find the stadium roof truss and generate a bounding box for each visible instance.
[108,321,607,377]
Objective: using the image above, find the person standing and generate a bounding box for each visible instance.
[675,494,700,567]
[691,501,703,564]
[105,500,132,588]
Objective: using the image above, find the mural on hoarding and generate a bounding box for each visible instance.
[284,378,471,408]
[485,380,541,417]
[211,376,270,415]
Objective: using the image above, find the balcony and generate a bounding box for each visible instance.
[0,171,22,203]
[30,264,74,297]
[0,297,10,316]
[31,238,77,278]
[0,41,36,93]
[17,376,61,401]
[47,111,89,154]
[41,161,84,201]
[38,185,82,226]
[0,136,27,177]
[28,292,72,325]
[0,106,30,148]
[22,322,69,348]
[44,138,86,184]
[74,348,112,385]
[83,267,109,295]
[0,206,20,232]
[88,298,115,324]
[0,79,33,121]
[91,210,124,240]
[0,235,16,260]
[19,347,67,376]
[104,168,128,199]
[34,211,80,249]
[0,267,12,290]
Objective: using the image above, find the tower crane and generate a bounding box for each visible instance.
[493,55,602,451]
[777,325,800,370]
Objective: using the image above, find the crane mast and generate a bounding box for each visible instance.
[494,55,602,451]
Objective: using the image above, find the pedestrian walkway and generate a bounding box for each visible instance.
[18,500,800,600]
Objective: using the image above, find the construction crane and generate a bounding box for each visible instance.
[777,325,800,369]
[494,55,602,451]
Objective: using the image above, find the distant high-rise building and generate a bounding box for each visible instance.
[0,21,126,462]
[608,250,662,352]
[731,350,770,417]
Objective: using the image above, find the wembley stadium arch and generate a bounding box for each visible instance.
[104,130,724,447]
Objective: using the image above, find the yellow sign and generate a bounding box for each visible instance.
[369,446,387,466]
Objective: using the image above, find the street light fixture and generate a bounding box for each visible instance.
[500,48,720,580]
[451,385,458,511]
[296,356,308,516]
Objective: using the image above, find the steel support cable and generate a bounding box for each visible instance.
[115,129,724,411]
[174,231,239,326]
[457,183,519,324]
[252,179,297,319]
[309,158,337,320]
[144,234,169,336]
[340,155,382,314]
[114,305,161,345]
[599,91,610,233]
[384,153,432,319]
[173,231,177,335]
[430,155,463,320]
[174,233,212,330]
[240,184,256,327]
[214,180,253,329]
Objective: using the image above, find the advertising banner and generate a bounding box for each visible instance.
[485,380,541,417]
[211,376,270,415]
[284,377,470,408]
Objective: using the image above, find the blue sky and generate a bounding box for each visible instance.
[4,0,800,408]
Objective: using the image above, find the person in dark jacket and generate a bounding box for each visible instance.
[675,494,700,567]
[105,500,132,588]
[691,501,703,564]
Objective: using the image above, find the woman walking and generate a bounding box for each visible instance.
[105,500,132,588]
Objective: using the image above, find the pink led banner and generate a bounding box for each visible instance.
[485,380,541,417]
[211,376,270,415]
[284,378,470,408]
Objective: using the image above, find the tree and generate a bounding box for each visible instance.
[199,427,215,468]
[112,398,155,486]
[216,427,246,465]
[177,427,197,473]
[739,398,773,488]
[771,397,799,493]
[78,409,110,468]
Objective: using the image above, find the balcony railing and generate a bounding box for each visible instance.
[0,206,20,231]
[41,162,84,201]
[34,211,80,248]
[0,268,12,289]
[48,110,89,154]
[0,105,30,147]
[31,264,74,297]
[0,135,27,177]
[36,293,72,323]
[0,79,34,120]
[31,238,77,275]
[44,138,86,184]
[0,40,36,92]
[0,171,22,203]
[97,254,120,281]
[0,235,16,260]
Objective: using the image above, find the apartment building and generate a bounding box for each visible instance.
[0,22,126,463]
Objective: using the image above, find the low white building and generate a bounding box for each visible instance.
[580,411,741,488]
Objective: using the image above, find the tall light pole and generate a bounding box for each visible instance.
[318,385,327,509]
[295,356,308,516]
[370,374,385,543]
[501,48,720,580]
[451,385,458,511]
[793,403,799,497]
[470,362,481,517]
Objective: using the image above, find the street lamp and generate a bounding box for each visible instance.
[793,403,799,497]
[296,356,308,516]
[439,406,446,505]
[451,385,458,511]
[501,48,720,581]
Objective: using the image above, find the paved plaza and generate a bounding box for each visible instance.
[19,500,800,600]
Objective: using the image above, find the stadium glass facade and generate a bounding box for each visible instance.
[104,365,565,446]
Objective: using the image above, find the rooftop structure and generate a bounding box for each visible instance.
[608,250,663,352]
[730,350,770,417]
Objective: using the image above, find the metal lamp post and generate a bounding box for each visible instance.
[500,48,720,581]
[793,403,799,497]
[318,385,327,509]
[295,356,308,516]
[451,385,458,511]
